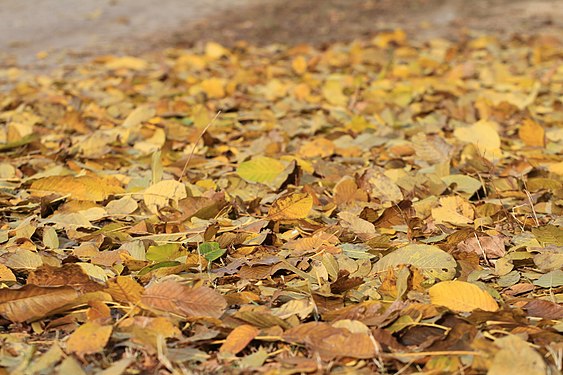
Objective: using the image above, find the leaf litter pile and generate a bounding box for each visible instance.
[0,29,562,374]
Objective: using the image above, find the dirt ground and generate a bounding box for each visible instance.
[0,0,562,68]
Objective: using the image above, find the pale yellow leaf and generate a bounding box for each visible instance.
[0,264,16,283]
[453,120,502,161]
[143,180,187,214]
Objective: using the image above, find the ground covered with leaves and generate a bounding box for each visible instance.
[0,28,562,374]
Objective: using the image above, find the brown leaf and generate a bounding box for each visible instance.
[141,281,226,318]
[523,299,563,320]
[456,234,506,259]
[220,324,260,354]
[0,285,79,322]
[283,322,380,360]
[27,264,103,293]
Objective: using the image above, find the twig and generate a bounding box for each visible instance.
[177,110,221,182]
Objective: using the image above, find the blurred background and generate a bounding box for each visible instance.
[0,0,561,67]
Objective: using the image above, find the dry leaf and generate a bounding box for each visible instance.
[66,322,113,356]
[106,276,144,304]
[518,118,545,147]
[429,281,499,312]
[141,281,227,318]
[219,324,260,354]
[31,175,124,201]
[0,285,79,322]
[268,193,313,220]
[237,156,286,184]
[143,180,187,213]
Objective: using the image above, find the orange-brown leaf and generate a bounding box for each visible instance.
[0,285,79,322]
[220,324,260,354]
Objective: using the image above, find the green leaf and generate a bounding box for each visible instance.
[533,269,563,288]
[198,242,226,262]
[138,261,181,276]
[237,156,285,184]
[373,244,457,281]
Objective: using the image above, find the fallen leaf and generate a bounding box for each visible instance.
[518,118,545,147]
[31,175,124,201]
[373,244,457,281]
[143,180,187,213]
[488,334,546,375]
[106,276,144,304]
[268,193,313,220]
[429,281,499,312]
[237,156,286,184]
[219,324,260,354]
[66,322,112,356]
[0,285,79,322]
[141,281,226,318]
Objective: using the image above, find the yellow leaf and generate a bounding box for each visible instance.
[237,156,286,184]
[292,56,308,75]
[268,193,313,220]
[31,175,124,201]
[205,42,229,60]
[0,264,16,283]
[322,78,348,107]
[548,161,563,176]
[429,281,499,312]
[299,137,335,158]
[200,77,226,99]
[105,56,147,71]
[66,322,112,356]
[123,105,156,129]
[453,120,502,161]
[220,324,260,354]
[518,118,545,147]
